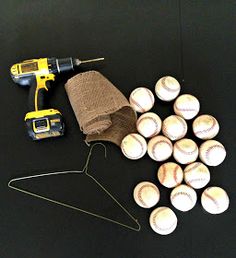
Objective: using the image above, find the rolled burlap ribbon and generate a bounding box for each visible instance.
[65,71,137,146]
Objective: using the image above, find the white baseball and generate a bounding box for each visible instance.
[201,187,230,214]
[121,133,147,160]
[129,87,155,113]
[199,140,226,166]
[170,184,197,212]
[136,112,162,138]
[133,181,160,208]
[184,162,210,189]
[155,76,181,101]
[174,94,200,120]
[149,207,178,235]
[147,135,173,161]
[162,115,188,141]
[173,138,199,164]
[157,162,183,188]
[193,114,220,140]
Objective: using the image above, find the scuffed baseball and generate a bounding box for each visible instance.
[173,138,199,164]
[193,114,220,140]
[147,135,173,162]
[184,162,210,189]
[170,184,197,212]
[155,76,181,102]
[201,187,230,214]
[174,94,200,120]
[136,112,162,138]
[162,115,188,141]
[199,140,226,166]
[157,162,183,188]
[133,181,160,208]
[149,207,178,235]
[121,133,147,160]
[129,87,155,113]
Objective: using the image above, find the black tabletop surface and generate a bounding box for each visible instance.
[0,1,235,258]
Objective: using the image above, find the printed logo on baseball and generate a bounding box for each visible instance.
[155,76,181,102]
[201,187,230,214]
[133,181,160,208]
[199,140,226,166]
[149,207,178,235]
[129,87,155,113]
[193,114,220,140]
[162,115,188,141]
[184,162,210,189]
[157,162,183,188]
[136,112,162,138]
[147,135,173,162]
[170,184,197,212]
[121,133,147,160]
[173,138,199,164]
[174,94,200,120]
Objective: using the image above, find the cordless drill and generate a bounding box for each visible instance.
[10,57,104,140]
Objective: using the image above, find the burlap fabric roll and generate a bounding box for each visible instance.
[65,71,137,146]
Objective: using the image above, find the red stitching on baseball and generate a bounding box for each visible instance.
[184,162,202,173]
[186,178,207,185]
[151,140,172,160]
[175,142,198,155]
[146,89,154,106]
[204,144,225,162]
[173,165,179,184]
[137,116,160,136]
[171,191,194,203]
[129,96,145,112]
[137,184,159,207]
[174,102,197,112]
[203,190,220,210]
[152,208,176,232]
[160,164,167,184]
[161,77,179,93]
[194,116,217,136]
[163,116,187,140]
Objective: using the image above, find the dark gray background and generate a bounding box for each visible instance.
[0,1,235,257]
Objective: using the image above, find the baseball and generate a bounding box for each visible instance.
[184,162,210,189]
[121,133,147,160]
[155,76,181,101]
[174,94,200,120]
[193,114,220,140]
[201,187,230,214]
[157,162,183,188]
[170,184,197,212]
[136,112,162,138]
[149,207,178,235]
[129,87,155,113]
[173,138,199,164]
[147,135,173,162]
[162,115,188,141]
[133,181,160,208]
[199,140,226,166]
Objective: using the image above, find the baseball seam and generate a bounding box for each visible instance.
[152,208,176,232]
[194,116,217,136]
[203,191,220,211]
[184,163,202,173]
[161,77,179,93]
[137,116,160,137]
[173,165,180,184]
[151,140,172,160]
[129,96,145,112]
[137,184,159,207]
[160,164,167,185]
[186,177,208,185]
[175,142,198,155]
[171,191,194,204]
[122,135,145,159]
[174,102,197,112]
[204,144,225,162]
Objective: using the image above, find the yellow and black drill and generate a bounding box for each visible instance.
[10,57,104,140]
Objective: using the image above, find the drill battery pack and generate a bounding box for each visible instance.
[24,109,65,140]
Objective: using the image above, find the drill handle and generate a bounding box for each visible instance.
[28,79,51,111]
